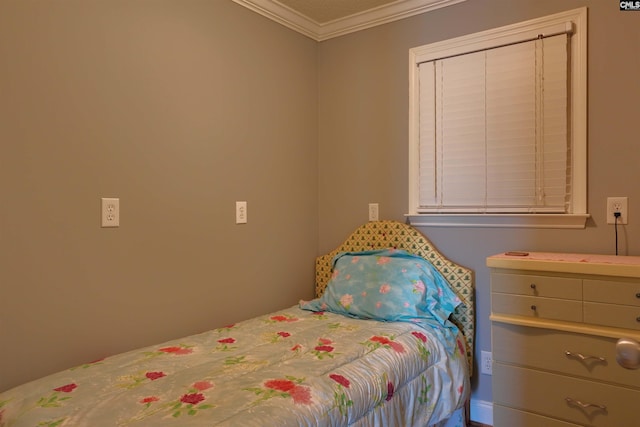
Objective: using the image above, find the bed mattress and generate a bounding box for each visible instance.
[0,305,469,426]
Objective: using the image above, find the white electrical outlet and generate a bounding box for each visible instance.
[481,350,492,375]
[368,203,379,221]
[236,201,247,224]
[607,197,628,224]
[101,198,120,227]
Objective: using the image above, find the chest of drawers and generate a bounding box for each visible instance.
[487,252,640,427]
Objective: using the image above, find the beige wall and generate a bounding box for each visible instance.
[318,0,640,406]
[0,0,318,391]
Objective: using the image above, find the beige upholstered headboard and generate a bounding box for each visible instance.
[315,220,475,376]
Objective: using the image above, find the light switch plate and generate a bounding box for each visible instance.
[236,201,247,224]
[368,203,379,221]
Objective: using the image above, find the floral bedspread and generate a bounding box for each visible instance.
[0,306,469,427]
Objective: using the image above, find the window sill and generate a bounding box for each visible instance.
[406,213,590,229]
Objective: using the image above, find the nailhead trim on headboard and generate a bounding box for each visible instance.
[315,220,475,376]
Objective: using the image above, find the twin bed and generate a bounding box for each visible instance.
[0,220,475,426]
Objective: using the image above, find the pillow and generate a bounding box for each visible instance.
[300,249,461,325]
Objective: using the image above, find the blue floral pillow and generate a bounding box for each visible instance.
[300,249,461,325]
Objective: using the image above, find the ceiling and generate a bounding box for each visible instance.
[232,0,466,41]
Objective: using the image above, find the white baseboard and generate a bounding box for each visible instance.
[470,398,493,425]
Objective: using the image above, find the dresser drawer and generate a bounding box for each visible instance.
[584,279,640,306]
[492,293,582,322]
[491,273,582,299]
[492,323,640,388]
[584,302,640,331]
[494,363,640,427]
[494,405,581,427]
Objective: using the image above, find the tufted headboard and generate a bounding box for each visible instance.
[315,220,475,376]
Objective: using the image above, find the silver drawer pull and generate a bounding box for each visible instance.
[565,397,607,412]
[564,351,606,362]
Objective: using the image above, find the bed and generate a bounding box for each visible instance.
[0,220,474,427]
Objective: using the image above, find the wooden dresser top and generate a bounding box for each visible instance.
[487,252,640,278]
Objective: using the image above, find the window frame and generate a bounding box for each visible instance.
[407,7,588,229]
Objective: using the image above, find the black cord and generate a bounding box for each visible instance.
[614,212,621,255]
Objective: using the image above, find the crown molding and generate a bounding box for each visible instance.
[232,0,467,41]
[231,0,320,40]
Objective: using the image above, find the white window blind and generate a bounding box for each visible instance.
[418,33,569,213]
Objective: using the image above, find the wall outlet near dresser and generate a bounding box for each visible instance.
[481,351,492,375]
[607,196,628,224]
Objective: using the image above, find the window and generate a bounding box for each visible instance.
[408,8,588,228]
